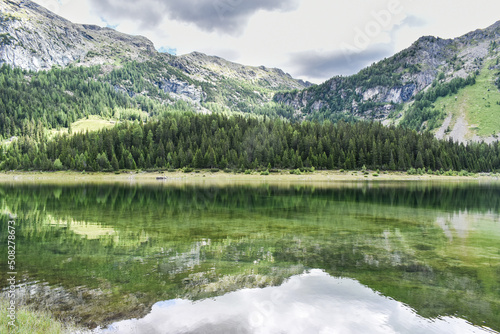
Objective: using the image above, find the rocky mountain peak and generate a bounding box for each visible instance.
[0,0,309,95]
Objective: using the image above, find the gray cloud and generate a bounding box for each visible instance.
[289,45,393,83]
[289,14,428,83]
[89,0,164,29]
[89,0,298,35]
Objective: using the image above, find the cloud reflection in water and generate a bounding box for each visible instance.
[98,269,496,334]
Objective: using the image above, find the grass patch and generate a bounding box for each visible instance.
[70,116,116,133]
[0,298,78,334]
[48,116,117,138]
[432,59,500,137]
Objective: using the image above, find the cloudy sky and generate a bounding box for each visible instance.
[33,0,500,83]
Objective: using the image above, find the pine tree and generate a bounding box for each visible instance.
[111,154,119,171]
[415,151,424,169]
[389,151,396,171]
[193,149,204,168]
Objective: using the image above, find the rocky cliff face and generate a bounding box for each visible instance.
[158,77,205,103]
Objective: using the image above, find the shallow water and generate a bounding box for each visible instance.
[0,182,499,333]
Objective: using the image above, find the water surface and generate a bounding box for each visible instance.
[0,182,499,333]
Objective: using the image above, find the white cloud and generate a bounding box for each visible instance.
[34,0,102,25]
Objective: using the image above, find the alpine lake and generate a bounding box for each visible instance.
[1,178,500,333]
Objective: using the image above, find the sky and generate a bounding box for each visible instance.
[33,0,500,83]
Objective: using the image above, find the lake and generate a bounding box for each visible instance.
[1,181,499,333]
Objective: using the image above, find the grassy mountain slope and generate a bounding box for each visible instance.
[432,57,500,143]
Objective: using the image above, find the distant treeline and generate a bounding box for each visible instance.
[1,112,499,172]
[0,62,299,140]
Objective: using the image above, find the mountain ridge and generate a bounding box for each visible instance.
[274,19,500,142]
[0,0,313,89]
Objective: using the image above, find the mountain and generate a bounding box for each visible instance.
[0,0,309,115]
[1,0,500,144]
[275,21,500,143]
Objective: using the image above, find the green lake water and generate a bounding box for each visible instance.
[0,181,499,333]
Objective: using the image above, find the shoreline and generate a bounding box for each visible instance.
[0,170,498,186]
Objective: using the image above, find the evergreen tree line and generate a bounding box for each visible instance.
[1,112,499,172]
[3,184,499,218]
